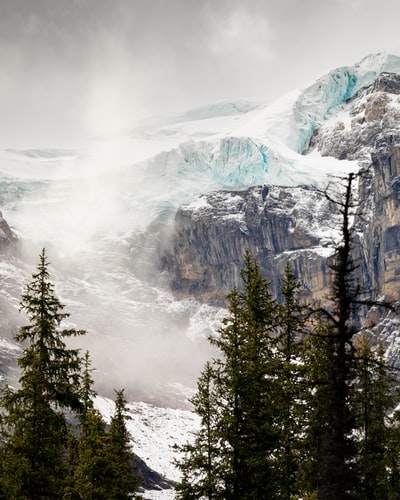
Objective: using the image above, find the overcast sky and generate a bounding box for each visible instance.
[1,0,400,148]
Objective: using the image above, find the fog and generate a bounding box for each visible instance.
[0,139,227,407]
[2,1,400,147]
[2,0,400,405]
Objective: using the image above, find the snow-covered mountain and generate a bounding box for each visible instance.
[0,51,400,495]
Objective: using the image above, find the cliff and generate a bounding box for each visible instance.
[158,72,400,308]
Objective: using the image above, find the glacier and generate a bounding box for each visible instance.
[1,51,400,491]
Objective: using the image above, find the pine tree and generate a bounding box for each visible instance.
[303,171,400,499]
[176,251,281,499]
[274,263,308,498]
[63,350,106,500]
[107,389,141,499]
[353,335,400,499]
[175,362,225,499]
[305,173,362,499]
[79,350,97,415]
[68,407,111,500]
[0,248,85,499]
[220,253,281,498]
[64,358,140,499]
[300,314,338,497]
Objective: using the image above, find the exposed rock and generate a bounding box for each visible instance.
[154,73,400,312]
[0,210,18,254]
[308,73,400,303]
[161,185,336,305]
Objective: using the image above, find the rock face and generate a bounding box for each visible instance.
[308,72,400,303]
[0,210,18,254]
[162,185,335,304]
[157,72,400,307]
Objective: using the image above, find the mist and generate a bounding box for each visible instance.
[3,0,400,148]
[3,0,400,407]
[0,134,228,407]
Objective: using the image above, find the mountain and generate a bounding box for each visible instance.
[0,51,400,495]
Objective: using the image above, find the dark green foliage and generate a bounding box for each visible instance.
[304,173,364,499]
[107,389,141,499]
[63,351,110,500]
[214,253,280,499]
[274,263,308,498]
[176,192,400,498]
[299,172,400,499]
[0,248,85,498]
[65,408,111,500]
[0,250,141,499]
[353,335,400,499]
[17,248,85,412]
[175,362,225,499]
[65,362,141,499]
[177,252,286,499]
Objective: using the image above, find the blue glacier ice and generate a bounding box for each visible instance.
[291,52,400,153]
[2,52,400,244]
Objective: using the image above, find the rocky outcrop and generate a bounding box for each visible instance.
[155,73,400,308]
[0,210,18,254]
[308,72,400,302]
[161,185,336,304]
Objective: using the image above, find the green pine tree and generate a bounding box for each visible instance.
[300,313,337,497]
[274,263,308,499]
[353,335,400,499]
[177,251,281,499]
[0,248,85,499]
[63,350,104,500]
[302,171,400,499]
[107,389,141,499]
[175,361,225,499]
[68,407,111,500]
[304,173,362,499]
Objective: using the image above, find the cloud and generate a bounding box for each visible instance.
[2,0,400,147]
[207,5,274,62]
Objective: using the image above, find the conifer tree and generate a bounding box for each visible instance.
[309,173,361,499]
[107,389,141,499]
[300,314,337,496]
[219,253,280,498]
[176,251,281,499]
[67,407,111,500]
[63,350,108,500]
[304,171,400,499]
[175,362,225,499]
[0,248,85,499]
[353,335,400,499]
[274,263,308,498]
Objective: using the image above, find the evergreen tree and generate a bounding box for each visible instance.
[176,251,281,499]
[308,173,361,499]
[353,335,399,499]
[219,253,280,499]
[66,407,111,500]
[175,362,225,499]
[0,248,85,499]
[304,172,400,499]
[107,389,141,499]
[64,355,140,499]
[63,351,105,500]
[176,232,400,498]
[274,263,308,498]
[300,314,338,497]
[79,350,97,415]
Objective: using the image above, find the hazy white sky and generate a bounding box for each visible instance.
[1,0,400,148]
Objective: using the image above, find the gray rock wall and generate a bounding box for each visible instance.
[162,185,336,304]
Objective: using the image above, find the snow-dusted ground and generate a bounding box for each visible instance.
[95,395,200,481]
[0,52,400,493]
